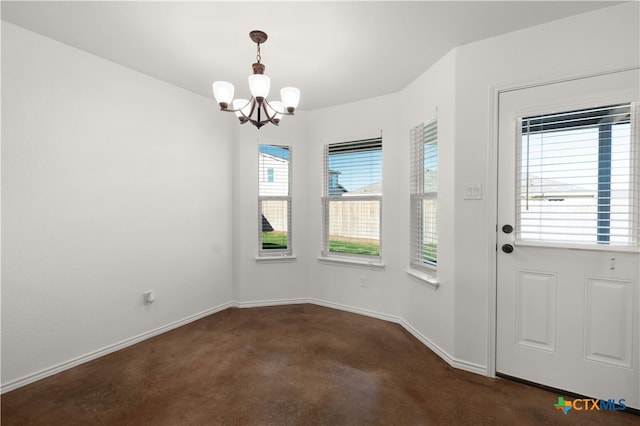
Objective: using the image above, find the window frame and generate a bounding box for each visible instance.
[257,144,293,258]
[320,138,383,266]
[515,102,639,249]
[409,119,438,276]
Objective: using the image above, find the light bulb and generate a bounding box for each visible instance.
[248,74,271,100]
[280,87,300,112]
[212,81,234,108]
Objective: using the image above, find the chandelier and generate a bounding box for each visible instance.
[212,30,300,129]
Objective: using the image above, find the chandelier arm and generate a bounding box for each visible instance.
[221,98,278,128]
[244,113,276,129]
[262,101,274,121]
[247,98,257,118]
[263,101,281,126]
[219,98,253,114]
[237,99,254,124]
[262,99,277,120]
[251,117,267,129]
[263,98,293,116]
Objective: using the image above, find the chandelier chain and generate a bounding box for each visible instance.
[256,43,261,63]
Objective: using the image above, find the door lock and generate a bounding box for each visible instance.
[501,244,514,254]
[502,224,513,234]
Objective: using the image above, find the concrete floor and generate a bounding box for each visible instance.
[1,304,637,425]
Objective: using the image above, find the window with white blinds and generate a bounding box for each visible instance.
[258,144,292,256]
[410,119,438,270]
[322,138,382,259]
[517,102,639,247]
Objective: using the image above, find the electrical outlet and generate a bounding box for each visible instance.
[143,291,154,305]
[360,275,367,288]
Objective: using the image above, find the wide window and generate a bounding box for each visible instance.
[258,144,292,256]
[517,103,639,247]
[322,138,382,260]
[410,119,438,272]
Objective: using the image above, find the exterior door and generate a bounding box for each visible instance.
[496,69,639,409]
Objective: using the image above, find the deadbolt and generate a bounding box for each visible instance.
[502,224,513,234]
[501,244,514,254]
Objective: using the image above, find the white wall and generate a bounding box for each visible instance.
[1,22,234,388]
[231,112,310,304]
[397,50,457,361]
[452,1,639,368]
[305,94,405,319]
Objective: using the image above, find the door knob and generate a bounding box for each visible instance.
[502,244,514,253]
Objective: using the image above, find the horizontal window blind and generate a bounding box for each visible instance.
[517,102,639,247]
[327,139,383,154]
[410,119,438,269]
[322,138,382,258]
[259,144,292,255]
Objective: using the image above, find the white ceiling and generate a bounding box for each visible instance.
[1,1,623,111]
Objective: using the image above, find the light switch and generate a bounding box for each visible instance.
[464,183,482,200]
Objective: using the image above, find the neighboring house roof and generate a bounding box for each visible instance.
[261,214,274,232]
[328,169,347,195]
[524,175,594,199]
[328,185,348,196]
[259,152,289,164]
[345,181,382,195]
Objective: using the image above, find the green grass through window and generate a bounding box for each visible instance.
[421,243,437,265]
[262,231,288,250]
[329,236,380,256]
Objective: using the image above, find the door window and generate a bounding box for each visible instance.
[517,103,638,247]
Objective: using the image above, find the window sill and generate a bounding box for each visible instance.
[405,268,440,290]
[515,240,640,253]
[317,255,385,270]
[254,255,297,264]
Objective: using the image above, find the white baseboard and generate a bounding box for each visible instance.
[308,297,487,376]
[1,297,487,394]
[0,301,235,394]
[398,318,487,375]
[307,298,402,324]
[233,297,309,309]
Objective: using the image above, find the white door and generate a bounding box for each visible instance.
[496,69,640,409]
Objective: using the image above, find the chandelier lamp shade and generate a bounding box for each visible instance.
[212,30,300,129]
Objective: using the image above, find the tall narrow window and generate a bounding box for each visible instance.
[517,103,639,247]
[322,138,382,259]
[259,144,292,256]
[410,119,438,272]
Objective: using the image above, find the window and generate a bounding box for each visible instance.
[410,119,438,272]
[517,103,639,247]
[322,138,382,260]
[258,144,292,256]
